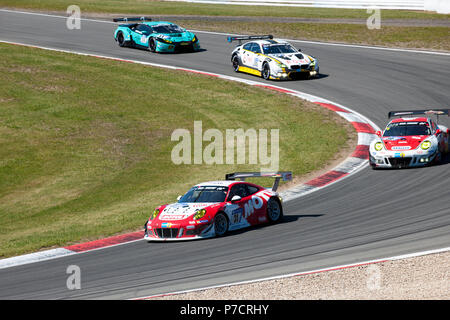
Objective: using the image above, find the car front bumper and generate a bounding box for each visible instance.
[272,66,319,80]
[156,41,201,53]
[369,148,438,168]
[144,220,215,241]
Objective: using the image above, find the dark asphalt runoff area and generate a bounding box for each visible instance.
[0,9,449,299]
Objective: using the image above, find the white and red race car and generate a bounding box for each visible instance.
[144,172,292,241]
[228,35,319,80]
[369,109,449,169]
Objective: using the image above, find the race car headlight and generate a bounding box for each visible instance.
[150,209,160,220]
[421,140,431,150]
[374,142,384,151]
[193,209,206,220]
[156,37,172,44]
[192,35,198,43]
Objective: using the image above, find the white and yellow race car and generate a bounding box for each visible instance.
[228,35,319,80]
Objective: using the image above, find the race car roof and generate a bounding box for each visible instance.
[142,21,177,26]
[247,39,290,46]
[194,181,237,187]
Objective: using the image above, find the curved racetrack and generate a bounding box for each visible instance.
[0,10,449,299]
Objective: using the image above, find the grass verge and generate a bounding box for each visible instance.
[176,20,450,51]
[0,43,353,258]
[2,0,448,20]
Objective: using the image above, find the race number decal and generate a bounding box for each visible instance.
[232,208,243,224]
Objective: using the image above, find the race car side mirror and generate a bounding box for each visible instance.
[231,195,241,202]
[177,195,182,201]
[435,129,442,135]
[297,48,302,52]
[376,131,382,137]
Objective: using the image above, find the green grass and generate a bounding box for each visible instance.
[0,43,352,258]
[2,0,448,20]
[175,20,450,51]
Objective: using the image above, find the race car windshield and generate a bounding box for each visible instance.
[383,122,431,136]
[152,24,184,34]
[178,186,228,203]
[263,44,296,54]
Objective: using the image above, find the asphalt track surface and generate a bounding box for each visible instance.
[0,10,449,299]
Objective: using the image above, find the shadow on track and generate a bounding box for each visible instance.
[145,214,324,244]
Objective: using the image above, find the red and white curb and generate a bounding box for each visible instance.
[0,39,380,270]
[135,246,450,300]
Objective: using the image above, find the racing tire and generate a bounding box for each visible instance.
[231,55,240,72]
[261,63,271,80]
[267,198,283,223]
[117,32,126,47]
[430,148,443,166]
[445,135,450,154]
[214,212,229,237]
[149,38,157,53]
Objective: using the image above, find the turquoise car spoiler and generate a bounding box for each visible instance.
[113,17,152,23]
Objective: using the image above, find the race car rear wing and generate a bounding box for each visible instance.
[227,35,273,45]
[225,171,292,192]
[388,109,450,119]
[113,17,152,23]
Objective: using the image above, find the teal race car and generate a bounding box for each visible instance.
[113,17,201,53]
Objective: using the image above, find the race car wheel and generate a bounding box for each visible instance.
[445,135,450,154]
[149,38,157,53]
[231,55,240,72]
[267,198,283,223]
[262,63,271,80]
[117,32,126,47]
[214,212,229,237]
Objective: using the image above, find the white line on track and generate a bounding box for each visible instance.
[135,246,450,299]
[1,8,450,56]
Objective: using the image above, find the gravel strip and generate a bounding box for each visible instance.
[152,251,450,300]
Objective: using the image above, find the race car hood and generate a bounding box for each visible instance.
[382,135,429,151]
[158,202,215,221]
[269,53,312,67]
[157,32,194,42]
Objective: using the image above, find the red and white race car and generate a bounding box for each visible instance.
[144,172,292,241]
[369,109,449,169]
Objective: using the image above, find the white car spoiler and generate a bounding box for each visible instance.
[225,171,292,192]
